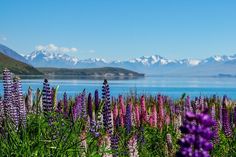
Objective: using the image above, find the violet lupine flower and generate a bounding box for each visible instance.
[125,103,132,134]
[81,89,87,120]
[72,102,79,122]
[0,97,4,128]
[12,77,20,127]
[185,96,192,113]
[111,133,119,157]
[87,93,93,122]
[42,79,52,113]
[222,107,232,137]
[94,89,99,115]
[176,110,215,157]
[212,120,219,144]
[102,79,113,136]
[234,106,236,127]
[3,68,13,118]
[13,77,26,127]
[63,92,68,118]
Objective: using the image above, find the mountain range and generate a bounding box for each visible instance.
[1,43,236,76]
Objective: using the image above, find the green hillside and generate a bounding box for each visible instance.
[38,67,144,79]
[0,52,42,75]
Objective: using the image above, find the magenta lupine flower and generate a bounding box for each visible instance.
[134,104,140,127]
[3,68,13,118]
[102,79,113,136]
[119,108,125,127]
[176,110,215,157]
[13,77,26,127]
[151,105,157,127]
[140,96,147,123]
[125,103,132,134]
[88,93,93,122]
[42,79,52,113]
[119,95,125,125]
[63,92,68,118]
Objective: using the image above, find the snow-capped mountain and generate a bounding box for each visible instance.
[0,43,28,63]
[23,49,236,76]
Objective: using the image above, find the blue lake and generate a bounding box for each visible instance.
[1,76,236,100]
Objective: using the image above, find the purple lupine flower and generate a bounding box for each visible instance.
[94,89,99,115]
[111,133,119,157]
[87,93,93,122]
[212,120,219,144]
[56,100,63,114]
[63,92,68,118]
[3,68,13,118]
[222,107,232,137]
[176,109,215,157]
[12,77,20,127]
[76,95,82,118]
[125,103,132,134]
[234,106,236,127]
[0,96,4,128]
[102,79,113,136]
[42,79,52,113]
[81,89,87,120]
[72,102,79,122]
[13,77,26,127]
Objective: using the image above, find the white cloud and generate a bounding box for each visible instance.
[35,44,78,53]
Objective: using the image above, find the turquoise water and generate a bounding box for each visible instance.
[1,76,236,99]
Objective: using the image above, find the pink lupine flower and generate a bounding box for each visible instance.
[134,104,140,127]
[165,114,171,126]
[113,103,118,126]
[119,95,126,116]
[119,108,124,127]
[151,105,157,127]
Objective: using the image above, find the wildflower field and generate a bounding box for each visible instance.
[0,68,236,157]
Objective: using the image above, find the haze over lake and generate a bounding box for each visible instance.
[1,76,236,99]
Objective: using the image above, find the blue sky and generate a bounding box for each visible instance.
[1,0,236,61]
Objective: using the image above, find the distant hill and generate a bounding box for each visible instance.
[0,43,28,63]
[37,67,144,79]
[0,52,42,75]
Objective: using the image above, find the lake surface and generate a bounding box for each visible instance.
[1,76,236,100]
